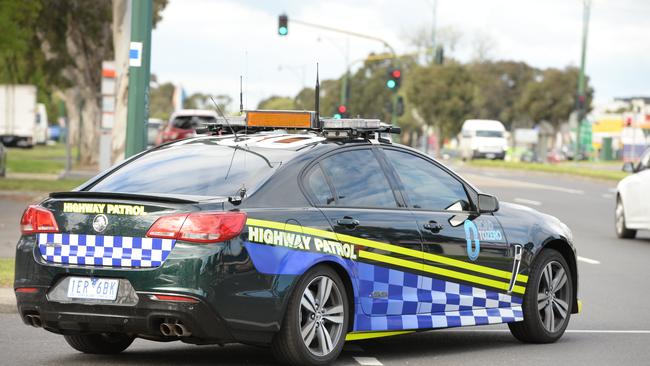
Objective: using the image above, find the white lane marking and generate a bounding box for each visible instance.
[577,256,601,264]
[463,173,585,195]
[445,329,650,334]
[513,198,542,206]
[602,193,614,199]
[354,357,383,365]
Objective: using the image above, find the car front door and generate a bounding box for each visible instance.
[303,147,423,317]
[629,150,650,227]
[380,147,522,314]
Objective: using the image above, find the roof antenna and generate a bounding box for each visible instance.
[239,75,244,114]
[314,63,320,129]
[210,95,239,141]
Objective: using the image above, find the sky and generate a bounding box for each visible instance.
[151,0,650,110]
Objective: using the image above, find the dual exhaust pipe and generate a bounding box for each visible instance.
[25,314,42,328]
[159,321,191,337]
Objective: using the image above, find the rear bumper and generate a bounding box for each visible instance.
[14,235,298,345]
[16,288,234,344]
[472,150,505,159]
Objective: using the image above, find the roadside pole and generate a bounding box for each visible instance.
[125,0,153,158]
[575,0,591,158]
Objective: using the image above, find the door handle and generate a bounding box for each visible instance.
[337,217,359,229]
[423,221,443,233]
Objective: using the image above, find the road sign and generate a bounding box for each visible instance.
[129,42,143,67]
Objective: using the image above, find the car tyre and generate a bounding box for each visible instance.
[615,198,636,239]
[508,249,572,343]
[64,333,134,354]
[271,265,349,366]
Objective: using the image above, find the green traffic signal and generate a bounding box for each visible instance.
[386,79,396,89]
[333,113,342,119]
[278,14,288,36]
[278,26,288,36]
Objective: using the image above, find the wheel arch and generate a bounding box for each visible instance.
[541,239,579,314]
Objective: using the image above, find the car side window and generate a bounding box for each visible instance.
[305,164,335,205]
[384,149,470,211]
[318,149,397,208]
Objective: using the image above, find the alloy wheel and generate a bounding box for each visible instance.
[537,261,570,333]
[299,275,345,356]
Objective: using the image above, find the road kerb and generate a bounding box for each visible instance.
[0,287,17,313]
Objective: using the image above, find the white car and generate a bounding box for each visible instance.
[616,147,650,238]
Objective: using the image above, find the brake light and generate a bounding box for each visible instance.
[20,205,59,235]
[15,287,39,294]
[150,294,199,303]
[146,212,247,243]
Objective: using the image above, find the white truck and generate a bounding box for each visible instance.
[0,85,38,147]
[459,119,508,160]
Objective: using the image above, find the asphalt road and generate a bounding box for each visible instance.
[2,164,650,365]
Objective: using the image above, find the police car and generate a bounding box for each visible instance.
[15,110,579,365]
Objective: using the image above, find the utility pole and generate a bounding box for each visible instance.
[125,0,153,158]
[575,0,591,158]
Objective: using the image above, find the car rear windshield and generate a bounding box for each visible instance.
[87,143,277,197]
[476,130,503,138]
[171,115,217,129]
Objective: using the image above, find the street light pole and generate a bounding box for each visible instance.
[125,0,153,158]
[575,0,591,158]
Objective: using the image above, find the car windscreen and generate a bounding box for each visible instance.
[171,115,217,129]
[87,143,277,197]
[476,130,503,138]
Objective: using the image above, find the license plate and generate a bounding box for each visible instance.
[486,153,496,159]
[67,277,119,300]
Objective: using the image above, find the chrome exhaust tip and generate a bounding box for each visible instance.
[159,322,173,336]
[26,314,42,328]
[172,323,191,337]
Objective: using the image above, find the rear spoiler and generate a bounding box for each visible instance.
[49,191,201,204]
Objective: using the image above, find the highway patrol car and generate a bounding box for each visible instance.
[15,111,579,365]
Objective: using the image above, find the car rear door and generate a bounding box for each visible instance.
[303,147,424,317]
[379,147,523,314]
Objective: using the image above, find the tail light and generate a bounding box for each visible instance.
[20,205,59,235]
[147,211,247,244]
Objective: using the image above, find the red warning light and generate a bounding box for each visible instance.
[337,105,347,114]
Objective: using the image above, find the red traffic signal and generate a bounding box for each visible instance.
[337,105,347,114]
[391,69,401,79]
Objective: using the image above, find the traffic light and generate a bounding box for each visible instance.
[278,14,288,36]
[386,68,401,91]
[334,105,347,119]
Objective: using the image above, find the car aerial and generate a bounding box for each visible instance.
[616,147,650,239]
[156,109,218,145]
[15,110,579,365]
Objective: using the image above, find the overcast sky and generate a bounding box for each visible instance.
[151,0,650,110]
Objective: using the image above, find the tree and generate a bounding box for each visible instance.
[184,93,232,113]
[406,62,475,139]
[469,61,537,129]
[149,81,175,120]
[515,66,593,130]
[257,96,295,110]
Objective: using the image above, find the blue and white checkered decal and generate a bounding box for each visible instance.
[354,262,523,331]
[38,233,175,268]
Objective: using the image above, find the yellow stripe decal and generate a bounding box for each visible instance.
[246,218,527,290]
[345,330,415,341]
[359,250,526,295]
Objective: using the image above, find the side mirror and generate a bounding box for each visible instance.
[478,193,499,213]
[622,162,636,173]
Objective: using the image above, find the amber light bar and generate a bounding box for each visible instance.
[247,110,314,129]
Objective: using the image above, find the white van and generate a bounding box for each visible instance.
[459,119,508,160]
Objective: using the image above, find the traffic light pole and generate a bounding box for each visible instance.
[125,0,153,158]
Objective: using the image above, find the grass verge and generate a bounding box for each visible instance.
[0,258,14,288]
[6,144,75,174]
[0,178,86,192]
[467,160,629,181]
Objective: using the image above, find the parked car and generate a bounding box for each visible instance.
[156,110,218,145]
[459,119,508,160]
[0,142,6,177]
[147,118,163,148]
[616,147,650,238]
